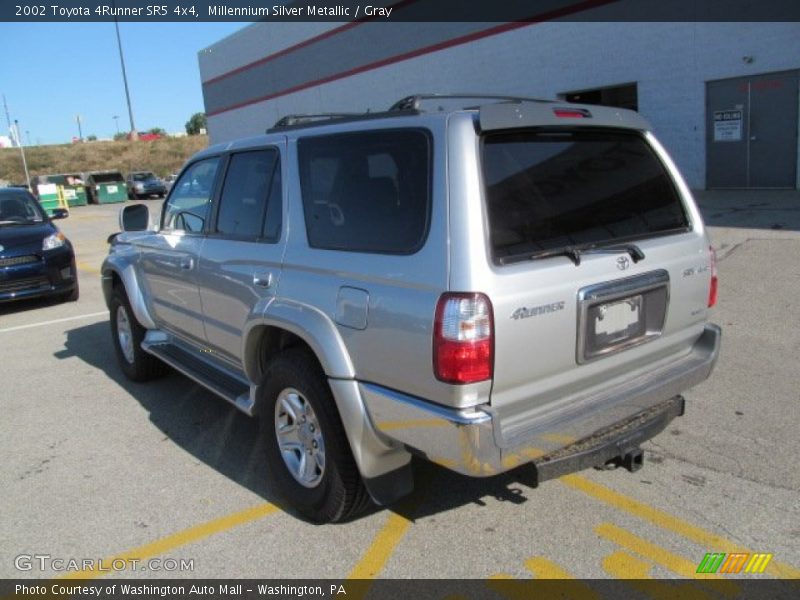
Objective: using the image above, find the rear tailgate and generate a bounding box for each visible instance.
[472,106,714,447]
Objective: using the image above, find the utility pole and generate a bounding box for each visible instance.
[76,114,83,142]
[13,120,31,189]
[114,15,138,140]
[113,114,120,135]
[3,94,14,146]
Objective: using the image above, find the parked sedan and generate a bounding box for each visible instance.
[126,171,167,199]
[0,188,78,303]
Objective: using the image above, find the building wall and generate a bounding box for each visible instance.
[199,22,800,189]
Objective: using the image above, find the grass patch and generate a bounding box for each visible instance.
[0,135,209,184]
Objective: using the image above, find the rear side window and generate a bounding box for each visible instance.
[482,129,689,263]
[298,129,431,254]
[216,149,281,241]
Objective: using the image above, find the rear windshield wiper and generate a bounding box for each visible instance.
[499,243,645,267]
[579,243,645,264]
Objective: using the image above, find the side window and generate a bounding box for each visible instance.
[216,149,281,240]
[162,157,221,233]
[298,130,431,254]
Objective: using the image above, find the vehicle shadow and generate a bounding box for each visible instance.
[0,295,65,316]
[56,321,542,523]
[54,321,278,504]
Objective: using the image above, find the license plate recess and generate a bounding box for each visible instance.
[577,270,669,363]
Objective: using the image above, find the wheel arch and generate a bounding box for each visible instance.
[101,256,157,330]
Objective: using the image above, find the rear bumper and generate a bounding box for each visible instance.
[362,323,720,477]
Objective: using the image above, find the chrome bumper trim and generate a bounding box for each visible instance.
[362,324,721,477]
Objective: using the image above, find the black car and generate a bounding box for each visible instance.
[0,188,78,303]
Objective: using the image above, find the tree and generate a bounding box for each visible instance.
[185,112,207,135]
[147,127,166,136]
[86,134,98,141]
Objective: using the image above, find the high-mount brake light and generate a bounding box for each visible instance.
[433,293,494,384]
[553,108,592,118]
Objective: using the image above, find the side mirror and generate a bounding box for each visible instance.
[51,208,69,220]
[120,203,151,231]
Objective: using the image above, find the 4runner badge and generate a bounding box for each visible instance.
[511,301,566,320]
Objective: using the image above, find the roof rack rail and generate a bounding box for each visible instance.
[270,112,363,130]
[389,93,554,112]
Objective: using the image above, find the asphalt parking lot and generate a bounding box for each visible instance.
[1,191,799,588]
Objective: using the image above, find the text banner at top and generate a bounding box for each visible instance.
[4,0,800,22]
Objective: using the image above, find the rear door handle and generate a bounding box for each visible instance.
[180,257,194,270]
[253,272,274,288]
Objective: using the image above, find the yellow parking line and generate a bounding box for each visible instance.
[603,551,714,600]
[489,558,600,600]
[562,474,800,579]
[59,503,279,580]
[524,556,578,579]
[596,523,737,596]
[77,261,101,274]
[347,512,413,579]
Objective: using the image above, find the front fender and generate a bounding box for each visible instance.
[101,245,156,330]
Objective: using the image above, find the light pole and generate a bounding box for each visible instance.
[113,114,120,135]
[76,114,83,142]
[13,119,31,190]
[114,15,138,140]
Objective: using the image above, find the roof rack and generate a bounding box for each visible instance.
[270,112,363,130]
[389,93,554,112]
[267,109,420,133]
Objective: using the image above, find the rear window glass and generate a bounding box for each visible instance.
[298,129,431,254]
[482,129,689,263]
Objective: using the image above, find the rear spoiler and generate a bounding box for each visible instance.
[479,101,652,132]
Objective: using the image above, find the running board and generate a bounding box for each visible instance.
[143,340,255,416]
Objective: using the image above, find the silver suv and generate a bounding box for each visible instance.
[102,95,720,523]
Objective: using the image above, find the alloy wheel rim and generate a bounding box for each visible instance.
[116,305,135,365]
[274,388,325,488]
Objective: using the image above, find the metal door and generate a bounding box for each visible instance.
[706,70,798,189]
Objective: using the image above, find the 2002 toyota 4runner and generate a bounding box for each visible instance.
[102,94,720,523]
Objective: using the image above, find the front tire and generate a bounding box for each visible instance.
[109,286,168,381]
[261,349,371,523]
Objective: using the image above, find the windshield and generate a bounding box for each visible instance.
[482,129,690,263]
[133,172,156,181]
[0,191,46,225]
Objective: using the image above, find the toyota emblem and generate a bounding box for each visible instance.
[616,256,630,270]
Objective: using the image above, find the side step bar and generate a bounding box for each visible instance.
[143,340,255,415]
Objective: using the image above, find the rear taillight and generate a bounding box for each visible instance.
[708,246,718,308]
[433,293,494,384]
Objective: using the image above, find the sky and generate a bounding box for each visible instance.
[0,22,248,145]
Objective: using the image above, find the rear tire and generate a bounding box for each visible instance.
[109,286,168,381]
[260,349,372,523]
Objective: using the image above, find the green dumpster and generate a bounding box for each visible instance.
[31,177,69,217]
[54,173,88,207]
[32,174,88,208]
[86,171,127,204]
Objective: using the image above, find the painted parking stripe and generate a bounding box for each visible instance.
[59,503,280,580]
[0,311,107,334]
[561,474,800,579]
[595,522,738,597]
[347,512,414,579]
[77,260,101,274]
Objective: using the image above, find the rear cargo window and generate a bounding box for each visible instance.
[298,129,431,254]
[482,129,689,264]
